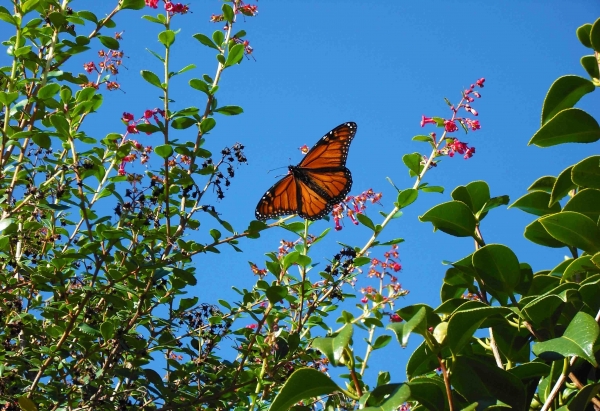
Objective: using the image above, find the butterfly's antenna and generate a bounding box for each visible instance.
[266,166,288,174]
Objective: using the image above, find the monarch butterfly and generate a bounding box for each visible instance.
[255,122,357,221]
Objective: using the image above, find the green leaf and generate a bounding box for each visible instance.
[200,118,216,133]
[120,0,145,10]
[566,383,600,411]
[577,23,593,48]
[171,117,197,129]
[17,397,38,411]
[356,213,376,231]
[396,189,417,208]
[406,340,439,380]
[266,285,288,304]
[100,322,115,340]
[269,368,339,411]
[32,133,51,149]
[158,30,176,47]
[446,306,510,355]
[0,91,18,105]
[372,335,392,350]
[362,384,411,411]
[387,307,427,348]
[591,18,600,52]
[312,324,353,366]
[572,155,600,189]
[98,35,120,50]
[193,33,219,50]
[141,70,163,89]
[420,185,444,193]
[524,219,566,248]
[38,83,60,100]
[189,78,210,94]
[473,244,521,294]
[154,144,173,158]
[581,55,600,79]
[212,30,224,46]
[419,201,476,238]
[451,181,490,214]
[225,44,245,68]
[539,211,600,254]
[176,64,196,75]
[209,229,221,241]
[529,108,600,147]
[452,355,527,410]
[563,189,600,221]
[214,105,243,115]
[533,311,599,366]
[353,256,371,267]
[550,166,575,206]
[542,76,595,125]
[222,3,234,23]
[528,175,556,193]
[50,114,70,136]
[402,152,422,176]
[509,191,560,216]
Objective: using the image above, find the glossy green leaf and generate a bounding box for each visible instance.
[406,340,439,380]
[591,18,600,52]
[193,33,219,50]
[528,175,556,193]
[356,213,376,231]
[522,294,564,326]
[98,35,119,50]
[120,0,145,10]
[419,201,476,238]
[581,55,600,79]
[533,311,599,366]
[524,219,566,248]
[268,368,339,411]
[478,195,509,218]
[212,30,224,46]
[566,383,600,411]
[100,322,115,340]
[402,152,422,176]
[362,384,411,411]
[171,117,197,129]
[387,307,427,348]
[141,70,163,89]
[372,335,392,350]
[563,189,600,221]
[50,114,70,136]
[563,255,597,282]
[420,185,444,193]
[529,109,600,147]
[452,355,527,410]
[214,105,243,115]
[396,188,418,208]
[225,44,245,67]
[473,244,521,294]
[577,23,593,48]
[154,144,173,159]
[451,181,490,214]
[572,155,600,189]
[200,117,216,133]
[158,30,175,47]
[266,285,288,304]
[222,3,234,23]
[540,211,600,253]
[550,166,575,206]
[189,78,210,94]
[542,76,595,125]
[510,191,560,216]
[312,324,353,366]
[446,306,510,354]
[38,83,60,100]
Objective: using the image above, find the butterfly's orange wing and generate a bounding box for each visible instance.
[255,122,357,221]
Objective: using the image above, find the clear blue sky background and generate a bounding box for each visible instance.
[7,0,600,388]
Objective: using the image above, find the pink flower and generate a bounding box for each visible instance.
[420,115,436,127]
[145,0,159,9]
[444,120,458,132]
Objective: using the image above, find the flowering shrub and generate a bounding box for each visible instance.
[1,1,600,411]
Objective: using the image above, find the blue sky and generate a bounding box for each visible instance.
[6,0,600,387]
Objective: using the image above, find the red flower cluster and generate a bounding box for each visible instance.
[117,109,164,176]
[420,77,486,161]
[331,189,382,231]
[165,1,189,14]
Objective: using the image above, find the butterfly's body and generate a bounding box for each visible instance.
[255,122,357,221]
